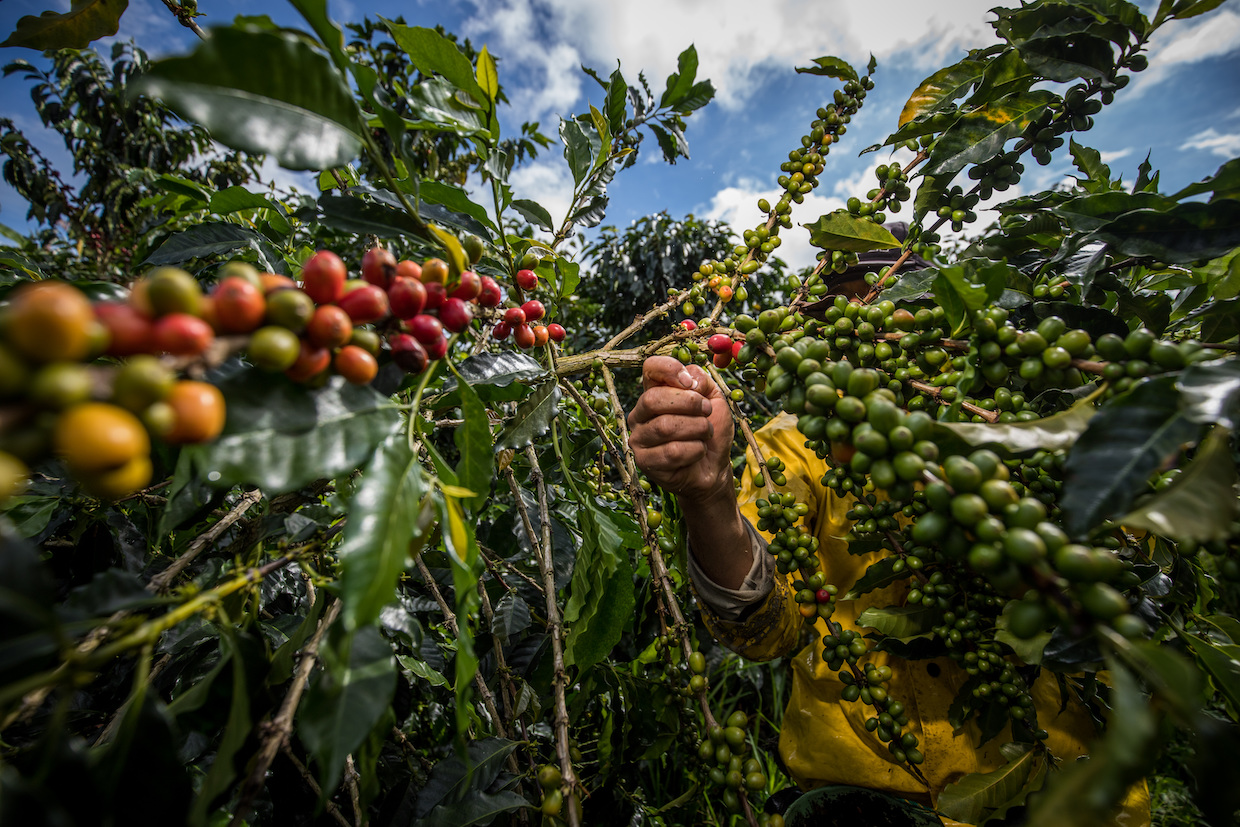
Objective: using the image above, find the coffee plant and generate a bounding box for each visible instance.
[1,1,1239,826]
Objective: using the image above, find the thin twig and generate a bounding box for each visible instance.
[230,599,342,827]
[344,755,364,827]
[522,446,581,827]
[149,488,264,593]
[908,380,999,422]
[280,744,354,827]
[158,0,208,39]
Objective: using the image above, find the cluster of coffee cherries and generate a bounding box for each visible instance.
[489,267,566,349]
[692,709,770,817]
[0,277,234,501]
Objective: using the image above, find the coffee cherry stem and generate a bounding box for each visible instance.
[908,380,1000,423]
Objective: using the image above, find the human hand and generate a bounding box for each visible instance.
[627,355,734,504]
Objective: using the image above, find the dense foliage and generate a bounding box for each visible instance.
[1,1,1238,826]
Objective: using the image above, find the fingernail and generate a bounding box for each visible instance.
[700,399,712,415]
[677,369,698,390]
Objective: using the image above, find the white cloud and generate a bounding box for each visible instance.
[1183,127,1240,158]
[1129,8,1240,95]
[461,0,1002,117]
[506,158,575,234]
[1099,148,1133,164]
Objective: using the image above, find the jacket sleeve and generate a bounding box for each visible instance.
[694,414,837,661]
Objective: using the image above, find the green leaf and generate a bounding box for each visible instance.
[855,605,938,639]
[937,745,1039,824]
[397,654,450,688]
[937,392,1099,453]
[298,625,397,793]
[1016,34,1116,82]
[1120,427,1238,543]
[208,186,292,237]
[511,199,554,232]
[1061,377,1205,538]
[1172,157,1240,202]
[439,493,483,742]
[555,258,582,299]
[383,21,488,109]
[1181,633,1240,718]
[1171,0,1230,20]
[131,27,363,171]
[898,57,987,127]
[1,0,127,50]
[143,223,284,273]
[1069,139,1111,187]
[966,49,1036,105]
[880,268,938,303]
[805,212,900,253]
[417,791,529,827]
[491,593,531,643]
[923,91,1056,178]
[1052,191,1175,232]
[561,118,595,186]
[401,76,490,136]
[451,371,493,515]
[661,45,702,106]
[436,352,547,408]
[338,431,429,631]
[476,45,499,103]
[317,191,422,238]
[418,181,498,236]
[182,371,402,497]
[563,500,636,673]
[413,738,523,821]
[794,56,858,82]
[670,80,715,114]
[1095,199,1240,264]
[428,224,468,276]
[496,380,561,449]
[1178,358,1240,430]
[840,557,907,601]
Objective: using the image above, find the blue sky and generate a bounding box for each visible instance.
[2,0,1239,271]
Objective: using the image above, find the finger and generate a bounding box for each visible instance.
[643,355,700,393]
[629,413,714,449]
[632,440,709,475]
[628,386,713,427]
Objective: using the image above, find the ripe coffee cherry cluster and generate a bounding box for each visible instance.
[490,270,566,349]
[0,278,231,501]
[692,710,768,816]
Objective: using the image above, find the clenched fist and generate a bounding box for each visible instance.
[627,355,734,504]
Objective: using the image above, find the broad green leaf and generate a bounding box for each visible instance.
[1060,377,1204,539]
[1069,139,1111,188]
[1172,157,1240,202]
[1096,199,1240,264]
[840,557,906,601]
[670,80,715,114]
[401,76,490,136]
[416,791,529,827]
[154,174,213,203]
[563,500,636,673]
[269,594,327,685]
[805,212,900,253]
[1171,0,1230,19]
[451,371,493,515]
[397,654,450,688]
[1181,633,1240,718]
[208,186,292,237]
[476,45,499,103]
[1016,33,1116,82]
[496,380,561,449]
[1,0,127,50]
[491,593,531,643]
[143,223,284,273]
[383,21,488,109]
[601,66,628,133]
[589,104,614,171]
[132,27,363,171]
[413,738,522,819]
[937,392,1099,453]
[938,745,1039,824]
[555,257,582,299]
[435,352,546,408]
[855,605,938,639]
[879,268,937,303]
[561,118,595,186]
[1052,191,1176,232]
[317,191,423,238]
[1178,358,1240,429]
[1120,427,1238,543]
[1197,248,1240,300]
[511,199,554,232]
[661,45,702,106]
[180,371,402,497]
[420,181,498,236]
[966,49,1036,105]
[298,625,397,793]
[794,56,858,82]
[923,91,1056,178]
[439,494,482,742]
[338,431,428,630]
[898,57,987,127]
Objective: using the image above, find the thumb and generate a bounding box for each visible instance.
[642,355,701,392]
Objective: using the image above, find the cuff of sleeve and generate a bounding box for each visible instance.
[687,520,775,621]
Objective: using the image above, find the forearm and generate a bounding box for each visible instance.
[681,483,753,590]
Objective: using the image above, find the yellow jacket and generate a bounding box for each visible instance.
[696,414,1149,826]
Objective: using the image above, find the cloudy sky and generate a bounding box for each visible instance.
[2,0,1238,271]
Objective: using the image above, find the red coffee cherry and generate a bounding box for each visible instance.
[515,269,538,290]
[301,250,347,304]
[547,323,566,343]
[362,246,397,290]
[521,300,545,322]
